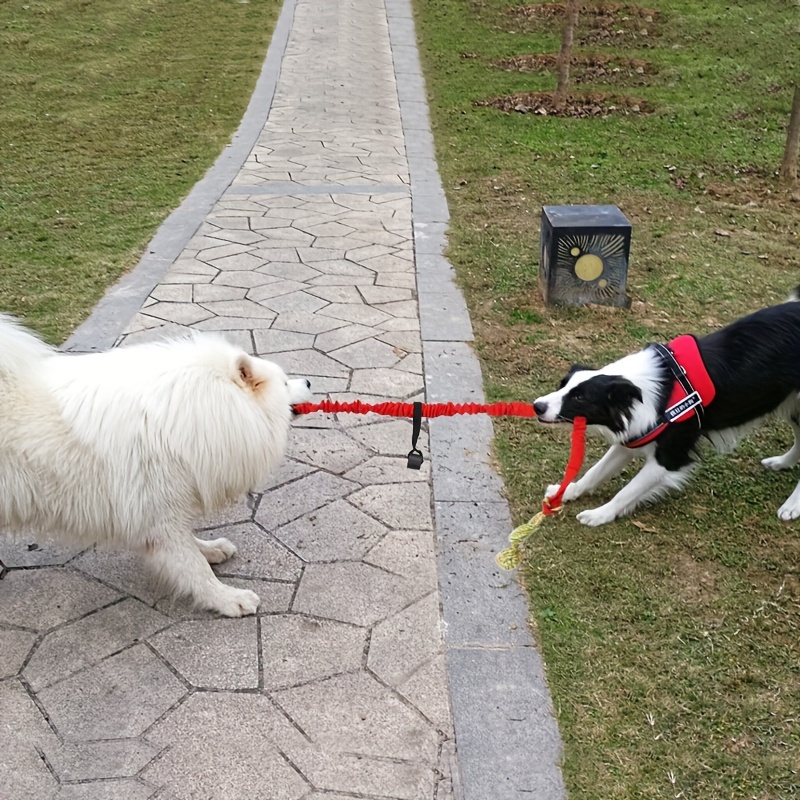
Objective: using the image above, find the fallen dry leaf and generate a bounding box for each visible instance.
[631,520,659,534]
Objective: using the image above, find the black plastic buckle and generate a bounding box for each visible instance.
[406,401,424,470]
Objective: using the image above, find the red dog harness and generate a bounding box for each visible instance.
[625,334,716,448]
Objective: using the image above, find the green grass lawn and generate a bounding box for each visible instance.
[412,0,799,797]
[0,0,281,342]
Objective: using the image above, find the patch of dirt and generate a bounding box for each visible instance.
[514,2,658,19]
[492,53,656,84]
[672,552,719,607]
[509,3,661,46]
[475,90,653,117]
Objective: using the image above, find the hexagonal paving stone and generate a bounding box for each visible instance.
[397,353,424,374]
[197,299,276,320]
[272,499,386,562]
[257,458,317,491]
[198,493,255,529]
[247,279,308,302]
[148,617,258,689]
[0,568,120,631]
[252,329,316,354]
[329,337,401,369]
[288,428,369,473]
[344,456,429,485]
[192,315,276,331]
[272,312,348,335]
[0,628,36,679]
[293,562,419,626]
[296,220,356,238]
[368,593,441,690]
[359,286,413,304]
[350,483,433,530]
[396,653,453,733]
[193,284,248,302]
[209,522,302,581]
[256,261,321,282]
[360,253,415,273]
[314,324,376,353]
[319,303,392,327]
[306,260,376,280]
[0,535,77,567]
[141,303,214,326]
[142,693,307,800]
[207,227,265,246]
[210,270,277,289]
[204,252,266,271]
[52,779,155,800]
[24,599,170,691]
[255,290,329,315]
[44,739,161,782]
[347,418,419,456]
[376,271,417,289]
[306,285,363,303]
[375,300,419,318]
[151,284,193,303]
[349,367,423,398]
[260,614,366,689]
[71,549,162,607]
[287,747,434,800]
[38,645,186,739]
[256,471,358,530]
[273,672,438,763]
[0,681,59,800]
[364,530,438,592]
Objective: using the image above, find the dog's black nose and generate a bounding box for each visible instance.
[305,379,311,389]
[533,400,547,417]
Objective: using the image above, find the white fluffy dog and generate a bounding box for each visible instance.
[0,314,311,617]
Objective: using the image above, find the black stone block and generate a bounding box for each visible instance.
[540,204,632,307]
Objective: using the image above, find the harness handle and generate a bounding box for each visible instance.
[407,401,424,469]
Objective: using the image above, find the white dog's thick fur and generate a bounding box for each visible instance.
[0,315,311,616]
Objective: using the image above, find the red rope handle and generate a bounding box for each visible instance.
[293,399,537,418]
[542,416,586,515]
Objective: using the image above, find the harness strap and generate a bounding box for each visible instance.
[649,342,704,427]
[625,337,713,448]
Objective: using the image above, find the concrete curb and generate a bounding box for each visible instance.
[385,1,567,797]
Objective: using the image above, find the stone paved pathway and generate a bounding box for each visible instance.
[0,1,565,798]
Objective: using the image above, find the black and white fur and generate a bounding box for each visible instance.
[533,292,800,526]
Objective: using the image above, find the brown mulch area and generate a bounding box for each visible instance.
[474,91,653,116]
[492,53,655,83]
[509,3,660,46]
[513,3,659,20]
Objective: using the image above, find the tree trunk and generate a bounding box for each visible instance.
[553,0,580,110]
[779,85,800,183]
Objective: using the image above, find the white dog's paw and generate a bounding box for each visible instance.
[209,586,261,617]
[576,506,616,527]
[777,500,800,521]
[761,455,794,471]
[546,482,581,502]
[197,537,237,564]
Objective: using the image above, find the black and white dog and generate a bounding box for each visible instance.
[533,291,800,526]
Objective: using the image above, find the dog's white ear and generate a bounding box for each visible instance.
[235,354,264,392]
